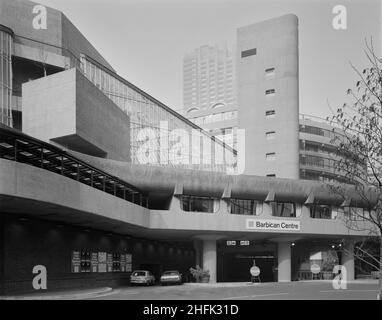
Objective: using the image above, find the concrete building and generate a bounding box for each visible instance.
[184,15,353,184]
[0,0,377,295]
[183,44,236,112]
[237,14,300,179]
[0,0,236,174]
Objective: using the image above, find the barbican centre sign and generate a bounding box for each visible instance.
[246,219,301,232]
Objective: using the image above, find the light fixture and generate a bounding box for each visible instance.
[291,242,295,247]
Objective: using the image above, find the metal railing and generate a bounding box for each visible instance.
[0,125,149,208]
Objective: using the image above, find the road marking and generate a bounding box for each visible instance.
[83,289,121,300]
[123,291,140,295]
[319,289,377,293]
[223,293,289,300]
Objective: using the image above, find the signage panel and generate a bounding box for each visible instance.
[246,219,301,231]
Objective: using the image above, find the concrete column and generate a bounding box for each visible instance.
[202,239,217,283]
[220,199,230,214]
[193,240,202,268]
[169,195,182,213]
[277,242,292,282]
[342,240,355,281]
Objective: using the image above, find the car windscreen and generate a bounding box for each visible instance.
[132,271,146,276]
[163,271,179,276]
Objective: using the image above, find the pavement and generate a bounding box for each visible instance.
[0,287,114,300]
[1,279,379,300]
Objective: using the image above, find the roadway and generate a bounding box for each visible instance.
[91,280,379,300]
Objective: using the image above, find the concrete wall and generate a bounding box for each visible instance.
[0,158,372,240]
[22,68,131,161]
[237,15,300,179]
[150,203,369,238]
[0,0,62,55]
[0,0,114,70]
[0,159,148,230]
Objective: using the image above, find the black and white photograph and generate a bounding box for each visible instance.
[0,0,382,311]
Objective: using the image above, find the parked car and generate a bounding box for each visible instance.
[130,270,155,286]
[160,270,183,285]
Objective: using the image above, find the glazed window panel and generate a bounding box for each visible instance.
[272,202,296,217]
[0,30,13,127]
[181,195,219,213]
[230,199,261,215]
[79,55,237,173]
[310,204,334,219]
[344,207,370,221]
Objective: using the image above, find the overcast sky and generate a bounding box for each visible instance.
[37,0,381,118]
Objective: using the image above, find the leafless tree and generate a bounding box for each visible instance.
[327,38,382,299]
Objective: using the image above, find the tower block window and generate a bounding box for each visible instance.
[241,48,257,58]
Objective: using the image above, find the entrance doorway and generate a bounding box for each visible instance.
[217,241,277,282]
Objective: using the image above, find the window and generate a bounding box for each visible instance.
[265,67,275,75]
[265,89,276,95]
[344,207,370,221]
[272,202,296,217]
[241,48,257,58]
[265,110,276,119]
[181,195,219,213]
[310,204,334,219]
[266,152,276,160]
[266,131,276,140]
[230,199,261,215]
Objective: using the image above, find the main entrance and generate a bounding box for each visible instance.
[217,241,277,282]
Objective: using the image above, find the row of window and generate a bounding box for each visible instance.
[181,196,368,220]
[0,29,13,127]
[300,141,339,157]
[190,111,238,125]
[300,155,338,171]
[299,125,339,139]
[264,64,276,166]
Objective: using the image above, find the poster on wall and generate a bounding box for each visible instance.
[107,253,113,272]
[125,254,132,272]
[80,251,91,273]
[71,251,81,273]
[120,254,126,272]
[98,252,107,273]
[91,252,98,272]
[112,253,121,272]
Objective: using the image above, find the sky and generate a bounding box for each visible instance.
[36,0,381,118]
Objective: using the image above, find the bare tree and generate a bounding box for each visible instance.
[327,38,382,299]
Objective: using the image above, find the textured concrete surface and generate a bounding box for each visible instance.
[237,14,300,179]
[22,69,131,161]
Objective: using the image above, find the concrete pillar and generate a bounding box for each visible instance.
[169,195,182,213]
[193,240,202,268]
[277,242,292,282]
[342,240,355,281]
[202,239,217,283]
[220,199,230,214]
